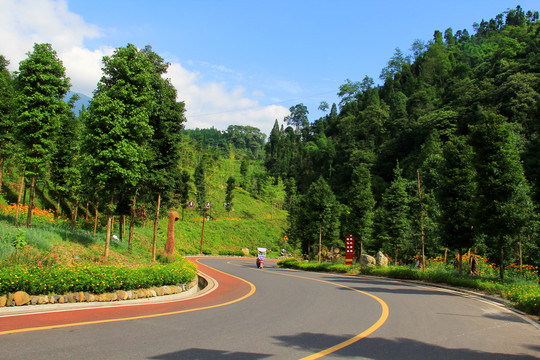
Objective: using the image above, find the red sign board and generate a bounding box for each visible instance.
[345,234,354,265]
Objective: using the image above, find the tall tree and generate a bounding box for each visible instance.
[177,169,191,221]
[376,163,411,264]
[284,104,309,136]
[142,46,186,261]
[436,136,476,275]
[225,176,235,219]
[50,94,83,229]
[0,55,15,190]
[84,44,155,257]
[347,164,375,255]
[470,113,531,281]
[291,176,341,257]
[15,43,71,227]
[193,156,207,215]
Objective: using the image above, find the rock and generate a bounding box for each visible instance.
[117,290,128,300]
[13,291,31,306]
[102,293,118,301]
[0,295,7,307]
[360,254,376,267]
[376,251,389,267]
[153,287,163,296]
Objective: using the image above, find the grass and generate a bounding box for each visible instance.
[0,158,289,298]
[277,258,540,316]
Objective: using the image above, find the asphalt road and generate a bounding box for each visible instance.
[0,257,539,359]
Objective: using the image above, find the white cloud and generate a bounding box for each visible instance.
[0,0,99,68]
[0,0,289,135]
[60,45,114,95]
[168,63,289,135]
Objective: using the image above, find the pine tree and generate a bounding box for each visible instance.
[377,163,411,264]
[470,113,532,281]
[348,164,375,255]
[437,136,476,275]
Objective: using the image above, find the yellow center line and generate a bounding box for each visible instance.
[230,259,390,359]
[0,259,256,336]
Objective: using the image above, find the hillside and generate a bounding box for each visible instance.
[0,156,288,267]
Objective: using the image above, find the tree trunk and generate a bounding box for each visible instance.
[71,200,79,231]
[23,181,27,206]
[56,196,61,217]
[26,174,35,227]
[104,214,112,258]
[519,237,523,274]
[128,191,137,252]
[0,157,4,191]
[93,202,99,236]
[15,172,25,222]
[318,222,322,264]
[499,235,505,282]
[152,193,161,262]
[417,169,425,271]
[458,249,463,276]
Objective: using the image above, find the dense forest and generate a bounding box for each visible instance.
[0,6,539,281]
[264,6,540,280]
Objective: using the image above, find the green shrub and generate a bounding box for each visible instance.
[277,258,540,316]
[0,257,197,295]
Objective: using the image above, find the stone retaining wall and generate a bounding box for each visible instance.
[0,276,199,307]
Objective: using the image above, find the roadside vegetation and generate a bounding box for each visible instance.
[278,256,540,316]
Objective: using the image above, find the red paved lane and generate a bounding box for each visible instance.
[0,257,254,334]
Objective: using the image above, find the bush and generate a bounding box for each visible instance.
[0,257,197,295]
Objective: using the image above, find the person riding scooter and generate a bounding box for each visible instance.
[256,247,266,268]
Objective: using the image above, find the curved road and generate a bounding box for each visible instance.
[0,257,538,359]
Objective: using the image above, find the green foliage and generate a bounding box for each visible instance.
[84,44,155,208]
[437,136,476,252]
[0,258,197,295]
[289,176,341,255]
[277,258,540,316]
[15,43,71,176]
[347,164,375,249]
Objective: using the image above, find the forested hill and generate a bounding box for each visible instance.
[265,6,540,276]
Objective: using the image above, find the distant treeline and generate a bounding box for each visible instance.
[182,125,266,159]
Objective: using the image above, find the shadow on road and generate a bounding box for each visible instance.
[272,332,539,359]
[148,348,272,360]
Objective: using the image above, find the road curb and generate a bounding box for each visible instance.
[0,272,212,317]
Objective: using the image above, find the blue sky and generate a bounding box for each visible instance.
[1,0,538,135]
